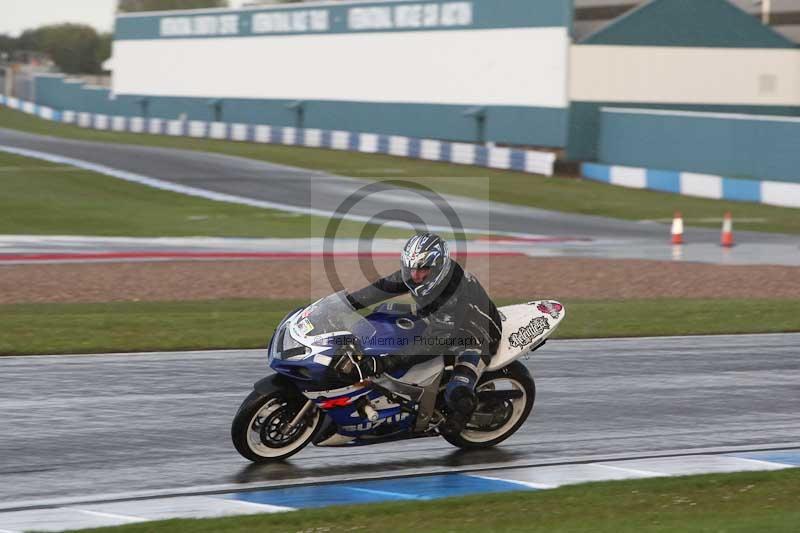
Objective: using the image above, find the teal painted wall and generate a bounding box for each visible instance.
[598,109,800,183]
[567,102,800,161]
[34,76,568,147]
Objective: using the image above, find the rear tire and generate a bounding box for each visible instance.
[441,361,535,449]
[232,390,322,463]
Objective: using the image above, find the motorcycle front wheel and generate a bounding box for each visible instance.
[441,361,535,449]
[231,390,323,463]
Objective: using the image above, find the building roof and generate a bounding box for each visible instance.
[580,0,797,48]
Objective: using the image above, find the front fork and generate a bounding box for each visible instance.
[279,399,315,435]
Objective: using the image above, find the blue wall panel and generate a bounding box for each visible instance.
[722,177,761,202]
[581,162,611,183]
[408,138,422,158]
[646,169,680,193]
[509,150,526,171]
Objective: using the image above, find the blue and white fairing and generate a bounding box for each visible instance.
[267,292,430,439]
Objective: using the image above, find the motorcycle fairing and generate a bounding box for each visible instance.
[267,293,562,442]
[299,357,444,439]
[488,301,566,371]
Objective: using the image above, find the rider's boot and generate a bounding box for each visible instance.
[440,349,485,436]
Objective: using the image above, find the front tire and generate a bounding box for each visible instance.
[232,390,322,463]
[441,361,535,449]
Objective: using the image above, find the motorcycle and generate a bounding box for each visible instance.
[231,291,565,462]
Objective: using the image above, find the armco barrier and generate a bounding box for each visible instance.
[0,94,556,177]
[582,162,800,208]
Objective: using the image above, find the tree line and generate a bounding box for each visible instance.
[0,0,231,75]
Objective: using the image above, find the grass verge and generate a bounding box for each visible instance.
[2,106,798,234]
[0,150,408,238]
[67,469,800,533]
[2,298,799,356]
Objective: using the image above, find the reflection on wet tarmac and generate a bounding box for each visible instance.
[1,335,798,506]
[232,447,521,484]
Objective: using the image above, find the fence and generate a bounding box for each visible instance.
[0,94,556,176]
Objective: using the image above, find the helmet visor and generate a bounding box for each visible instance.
[409,267,431,284]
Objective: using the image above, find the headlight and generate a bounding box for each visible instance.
[282,329,303,351]
[274,326,310,360]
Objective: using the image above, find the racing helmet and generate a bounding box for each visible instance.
[401,233,452,297]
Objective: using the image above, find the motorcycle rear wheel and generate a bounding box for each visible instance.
[441,361,535,449]
[232,390,323,462]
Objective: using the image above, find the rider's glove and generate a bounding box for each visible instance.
[335,354,386,382]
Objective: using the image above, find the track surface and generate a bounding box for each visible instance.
[3,235,800,266]
[0,127,794,244]
[1,334,798,506]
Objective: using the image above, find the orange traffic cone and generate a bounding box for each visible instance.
[671,212,684,245]
[721,212,735,247]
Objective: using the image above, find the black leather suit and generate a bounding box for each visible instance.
[346,262,503,369]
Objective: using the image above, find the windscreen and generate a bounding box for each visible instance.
[297,291,376,343]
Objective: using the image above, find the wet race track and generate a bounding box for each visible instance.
[1,127,796,246]
[2,334,798,509]
[0,129,798,512]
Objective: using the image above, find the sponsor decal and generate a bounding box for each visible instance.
[349,2,473,31]
[341,411,410,432]
[160,15,240,37]
[298,318,314,335]
[313,353,332,366]
[508,316,550,348]
[154,2,475,38]
[319,397,352,409]
[253,9,329,34]
[537,301,563,319]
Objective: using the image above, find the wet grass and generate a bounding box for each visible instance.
[2,298,799,356]
[0,151,408,238]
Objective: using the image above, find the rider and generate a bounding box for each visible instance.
[342,232,503,435]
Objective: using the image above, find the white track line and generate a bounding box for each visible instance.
[72,509,145,522]
[591,463,666,477]
[469,474,555,490]
[724,457,795,469]
[345,487,423,500]
[218,499,295,512]
[0,144,542,240]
